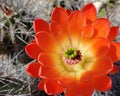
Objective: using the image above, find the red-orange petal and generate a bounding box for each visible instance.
[68,10,86,47]
[92,75,112,92]
[109,65,119,74]
[66,81,94,96]
[79,71,96,82]
[44,80,64,95]
[80,25,94,39]
[26,62,41,78]
[82,3,96,24]
[50,21,61,37]
[51,7,69,32]
[38,52,60,67]
[90,37,110,58]
[25,42,43,59]
[93,18,110,38]
[90,57,113,75]
[107,26,119,41]
[33,18,49,33]
[50,21,70,49]
[58,77,75,87]
[108,42,120,62]
[66,9,71,15]
[39,66,61,79]
[35,32,61,53]
[38,79,45,90]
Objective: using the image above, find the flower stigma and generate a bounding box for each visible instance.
[63,48,82,65]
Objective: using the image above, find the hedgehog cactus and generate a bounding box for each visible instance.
[0,3,33,64]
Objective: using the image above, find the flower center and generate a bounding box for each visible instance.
[62,48,82,65]
[64,48,77,59]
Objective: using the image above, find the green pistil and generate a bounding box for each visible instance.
[64,48,77,59]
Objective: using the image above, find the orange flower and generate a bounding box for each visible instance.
[25,3,120,96]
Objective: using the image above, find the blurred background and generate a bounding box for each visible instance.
[0,0,120,96]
